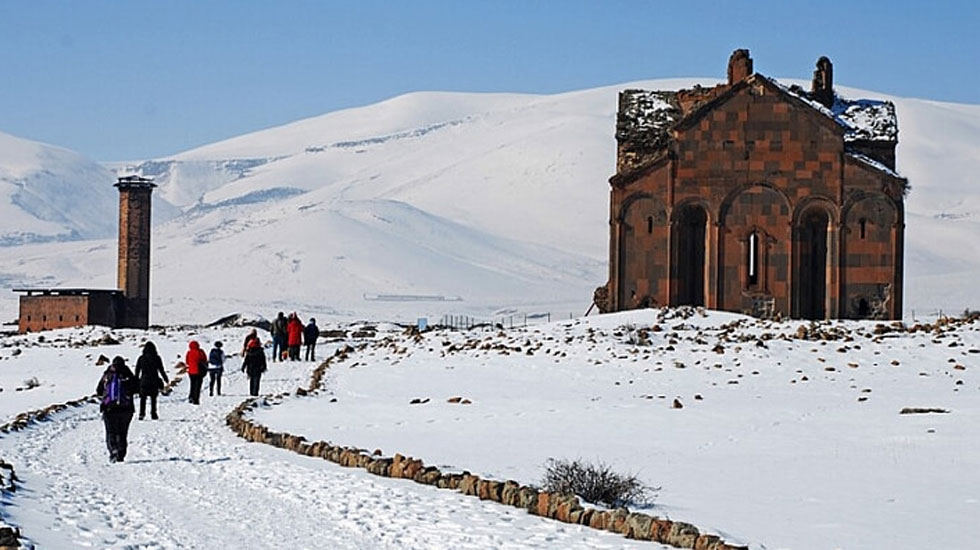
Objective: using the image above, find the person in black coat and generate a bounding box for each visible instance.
[134,341,169,420]
[241,337,267,396]
[96,356,139,463]
[303,318,319,362]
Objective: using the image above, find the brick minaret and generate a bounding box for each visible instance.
[115,175,156,329]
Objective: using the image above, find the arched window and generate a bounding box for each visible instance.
[647,216,653,234]
[747,230,760,287]
[859,218,867,239]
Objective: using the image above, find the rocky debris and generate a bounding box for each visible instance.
[0,525,21,548]
[96,354,110,366]
[408,397,430,405]
[14,377,40,392]
[206,313,272,332]
[900,407,949,415]
[222,346,746,550]
[672,399,684,409]
[95,333,120,346]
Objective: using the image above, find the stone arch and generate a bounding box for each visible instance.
[719,182,793,223]
[670,201,709,306]
[792,195,839,227]
[842,192,899,230]
[719,183,792,317]
[617,193,668,309]
[841,193,899,319]
[793,203,833,319]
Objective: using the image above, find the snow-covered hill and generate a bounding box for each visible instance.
[0,131,119,246]
[2,78,980,323]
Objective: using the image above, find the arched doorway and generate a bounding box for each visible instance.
[672,204,707,306]
[797,208,829,319]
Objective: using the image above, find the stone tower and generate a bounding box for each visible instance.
[115,175,156,329]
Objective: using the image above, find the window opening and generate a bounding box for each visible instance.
[859,218,867,239]
[647,216,653,234]
[748,231,759,287]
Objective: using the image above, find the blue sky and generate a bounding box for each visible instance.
[1,1,976,160]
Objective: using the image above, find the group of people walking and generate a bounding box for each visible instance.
[96,314,322,463]
[270,312,319,362]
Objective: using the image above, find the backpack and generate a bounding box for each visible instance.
[102,371,132,410]
[209,348,224,368]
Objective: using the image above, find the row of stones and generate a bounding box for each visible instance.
[0,365,186,550]
[0,397,97,550]
[226,347,748,550]
[0,458,20,549]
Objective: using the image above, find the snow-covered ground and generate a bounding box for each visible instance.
[0,324,660,550]
[252,310,980,550]
[1,311,978,549]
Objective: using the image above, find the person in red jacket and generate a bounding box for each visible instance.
[286,313,303,361]
[185,340,208,404]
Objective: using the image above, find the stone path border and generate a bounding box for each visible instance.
[226,342,749,550]
[0,365,185,550]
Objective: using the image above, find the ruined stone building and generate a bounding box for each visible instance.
[15,176,156,332]
[596,50,906,319]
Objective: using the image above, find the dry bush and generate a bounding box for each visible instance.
[541,458,657,508]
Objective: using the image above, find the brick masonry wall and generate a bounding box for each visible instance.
[18,295,89,333]
[607,77,903,320]
[117,188,153,329]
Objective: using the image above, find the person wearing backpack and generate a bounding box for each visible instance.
[241,328,259,358]
[96,356,139,463]
[185,340,208,405]
[303,318,319,361]
[134,341,169,420]
[241,337,267,396]
[208,341,226,397]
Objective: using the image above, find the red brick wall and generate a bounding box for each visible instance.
[117,187,153,328]
[19,296,89,332]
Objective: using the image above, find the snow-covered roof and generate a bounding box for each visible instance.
[616,90,680,147]
[770,78,898,142]
[846,150,903,179]
[619,78,899,150]
[834,98,898,142]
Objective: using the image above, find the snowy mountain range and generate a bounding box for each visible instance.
[1,78,979,323]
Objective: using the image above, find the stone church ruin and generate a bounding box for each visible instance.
[15,176,157,332]
[595,50,906,320]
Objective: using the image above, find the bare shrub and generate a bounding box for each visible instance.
[541,458,657,508]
